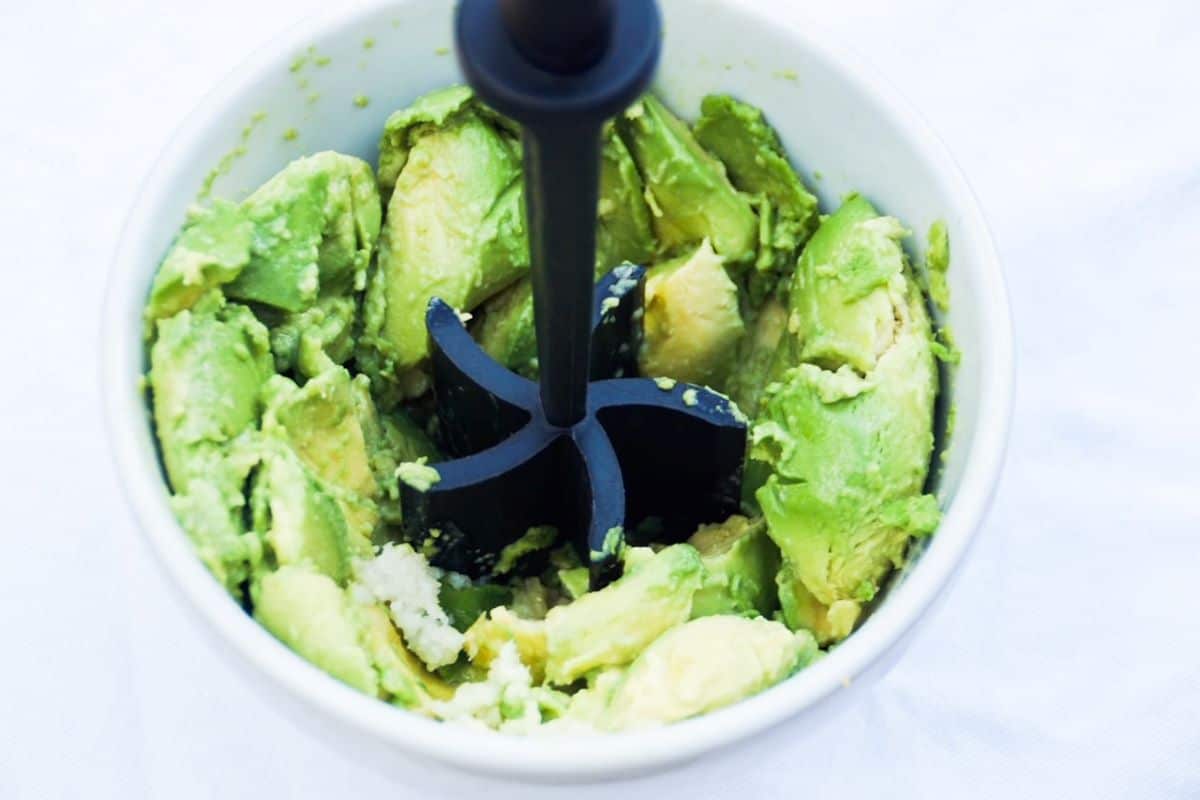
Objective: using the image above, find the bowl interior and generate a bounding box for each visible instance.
[106,0,1008,781]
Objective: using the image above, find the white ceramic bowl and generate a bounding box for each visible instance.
[103,0,1012,783]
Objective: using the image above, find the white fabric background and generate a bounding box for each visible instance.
[2,0,1198,797]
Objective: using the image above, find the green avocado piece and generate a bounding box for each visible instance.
[250,442,357,583]
[149,294,273,496]
[596,126,657,271]
[254,565,453,705]
[638,239,745,389]
[775,561,862,645]
[254,565,379,694]
[471,279,538,375]
[751,202,940,641]
[772,194,910,378]
[602,616,816,729]
[150,292,269,597]
[725,294,789,420]
[260,367,381,554]
[543,543,704,685]
[258,294,358,378]
[556,567,590,601]
[693,95,819,289]
[618,96,758,268]
[687,515,781,619]
[463,606,549,684]
[168,451,263,597]
[360,87,527,391]
[347,374,441,525]
[226,152,381,312]
[439,578,513,632]
[145,200,253,324]
[493,526,558,577]
[474,128,654,374]
[262,368,377,499]
[352,601,453,708]
[925,219,951,312]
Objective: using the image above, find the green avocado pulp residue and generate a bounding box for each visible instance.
[148,84,953,734]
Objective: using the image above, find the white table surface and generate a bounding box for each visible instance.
[2,0,1198,797]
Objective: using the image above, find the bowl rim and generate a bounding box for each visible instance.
[102,0,1013,781]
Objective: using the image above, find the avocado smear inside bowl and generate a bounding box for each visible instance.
[105,0,1011,780]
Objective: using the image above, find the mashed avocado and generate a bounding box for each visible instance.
[143,85,949,733]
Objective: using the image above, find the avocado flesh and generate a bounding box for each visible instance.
[693,94,819,298]
[543,544,704,685]
[253,366,384,578]
[253,565,449,707]
[602,616,816,729]
[225,152,380,312]
[638,239,745,390]
[360,87,528,397]
[753,196,940,644]
[687,515,781,619]
[725,294,789,420]
[149,294,274,594]
[618,95,758,268]
[145,200,253,324]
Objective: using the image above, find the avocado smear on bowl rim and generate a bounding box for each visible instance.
[142,86,950,733]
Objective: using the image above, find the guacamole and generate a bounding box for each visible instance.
[143,86,948,733]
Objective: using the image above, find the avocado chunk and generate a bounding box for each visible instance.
[693,94,819,293]
[752,196,940,643]
[145,200,253,324]
[543,544,704,685]
[225,152,381,312]
[149,295,273,494]
[474,128,655,374]
[771,194,910,377]
[254,565,380,694]
[638,239,745,389]
[464,606,549,684]
[775,562,861,645]
[167,457,262,597]
[618,96,758,268]
[148,295,274,593]
[262,368,377,499]
[725,294,789,419]
[687,515,781,619]
[352,601,453,709]
[440,577,513,632]
[602,616,817,729]
[250,442,358,582]
[259,367,381,557]
[360,87,527,393]
[342,373,442,526]
[925,219,951,312]
[259,294,358,378]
